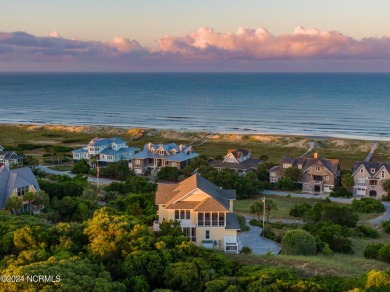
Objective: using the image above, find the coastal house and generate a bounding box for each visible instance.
[130,142,199,174]
[0,167,40,213]
[154,174,241,253]
[352,161,390,198]
[269,153,340,193]
[72,137,139,166]
[210,148,261,175]
[0,146,23,169]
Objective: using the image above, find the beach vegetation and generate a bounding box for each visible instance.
[156,166,183,182]
[71,159,90,174]
[351,197,385,213]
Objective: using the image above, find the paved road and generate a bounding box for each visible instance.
[364,142,378,162]
[36,165,117,185]
[262,190,390,223]
[239,216,281,255]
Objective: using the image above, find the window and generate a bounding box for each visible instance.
[212,212,218,225]
[17,186,29,197]
[228,157,235,162]
[283,164,291,169]
[135,159,140,165]
[198,213,204,225]
[298,164,302,169]
[218,213,225,226]
[358,178,365,184]
[382,170,385,179]
[270,172,276,177]
[205,212,211,226]
[360,168,364,173]
[159,149,165,155]
[175,210,190,220]
[315,166,321,172]
[171,162,177,167]
[371,168,375,173]
[205,230,210,239]
[325,176,329,181]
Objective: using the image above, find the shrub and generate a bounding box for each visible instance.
[237,215,250,231]
[156,167,183,182]
[71,159,91,174]
[364,243,384,260]
[351,198,385,213]
[289,203,312,218]
[382,220,390,234]
[281,229,316,256]
[378,243,390,263]
[365,270,390,290]
[354,225,380,239]
[330,187,352,198]
[240,246,252,254]
[322,243,333,256]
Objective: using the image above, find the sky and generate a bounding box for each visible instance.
[1,0,390,72]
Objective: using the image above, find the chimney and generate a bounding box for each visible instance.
[148,142,152,150]
[314,152,318,159]
[179,144,183,152]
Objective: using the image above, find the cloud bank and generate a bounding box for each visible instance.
[1,27,390,71]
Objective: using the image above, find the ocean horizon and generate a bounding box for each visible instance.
[1,72,390,141]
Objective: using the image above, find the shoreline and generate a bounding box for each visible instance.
[0,122,388,142]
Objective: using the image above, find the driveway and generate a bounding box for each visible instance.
[36,165,118,185]
[369,202,390,224]
[239,216,281,255]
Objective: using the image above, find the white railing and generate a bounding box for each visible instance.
[153,220,161,232]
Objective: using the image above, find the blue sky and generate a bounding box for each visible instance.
[1,1,390,71]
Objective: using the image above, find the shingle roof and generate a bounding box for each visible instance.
[88,137,126,146]
[0,151,22,160]
[352,161,390,177]
[227,148,251,159]
[281,157,339,175]
[0,167,40,210]
[156,174,236,211]
[210,158,261,171]
[226,213,241,230]
[132,143,199,162]
[72,147,88,153]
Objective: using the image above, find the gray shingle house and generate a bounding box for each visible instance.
[352,161,390,198]
[0,167,40,212]
[130,142,199,174]
[210,148,261,175]
[0,145,23,169]
[270,153,340,193]
[72,137,139,166]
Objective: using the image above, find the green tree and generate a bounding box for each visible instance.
[259,154,269,161]
[71,159,90,174]
[277,177,294,191]
[34,190,49,210]
[250,201,263,221]
[281,229,316,255]
[383,179,390,195]
[284,167,302,183]
[23,191,37,215]
[157,166,183,182]
[341,173,354,191]
[5,196,23,215]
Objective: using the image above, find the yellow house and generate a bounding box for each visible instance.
[155,174,241,253]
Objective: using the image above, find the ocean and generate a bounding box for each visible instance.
[0,72,389,140]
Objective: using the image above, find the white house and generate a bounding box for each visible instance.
[72,137,139,166]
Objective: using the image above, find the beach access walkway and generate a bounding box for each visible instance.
[299,141,315,158]
[364,142,378,162]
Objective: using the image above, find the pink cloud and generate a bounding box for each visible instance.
[1,27,390,71]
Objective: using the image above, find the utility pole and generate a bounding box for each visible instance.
[262,196,266,237]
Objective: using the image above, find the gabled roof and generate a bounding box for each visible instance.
[132,143,199,162]
[72,147,88,153]
[226,148,251,159]
[352,161,390,177]
[226,213,241,230]
[88,137,126,147]
[0,167,40,209]
[156,174,236,211]
[281,157,339,175]
[0,151,22,160]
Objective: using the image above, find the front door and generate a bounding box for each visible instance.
[369,190,377,197]
[314,185,321,192]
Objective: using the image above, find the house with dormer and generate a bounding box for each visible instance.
[0,167,40,213]
[130,143,199,174]
[210,148,261,175]
[269,153,340,193]
[72,137,139,166]
[0,145,23,169]
[155,174,241,253]
[352,161,390,198]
